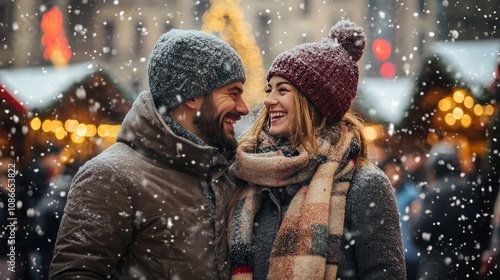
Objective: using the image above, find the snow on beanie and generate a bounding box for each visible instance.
[266,20,366,122]
[148,29,246,111]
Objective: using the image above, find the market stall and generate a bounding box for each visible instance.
[0,62,135,168]
[355,39,499,170]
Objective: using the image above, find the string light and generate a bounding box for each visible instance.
[461,114,472,128]
[445,113,456,126]
[452,107,464,119]
[463,96,474,108]
[453,89,465,103]
[64,119,79,132]
[485,104,495,116]
[436,88,496,128]
[30,117,42,130]
[54,127,66,140]
[30,118,120,143]
[363,124,384,142]
[438,97,454,111]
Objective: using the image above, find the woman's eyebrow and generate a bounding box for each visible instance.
[268,81,293,88]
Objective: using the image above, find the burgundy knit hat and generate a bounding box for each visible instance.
[267,20,366,122]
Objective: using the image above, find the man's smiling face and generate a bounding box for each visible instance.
[193,81,248,159]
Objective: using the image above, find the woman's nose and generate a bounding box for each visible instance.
[264,92,278,107]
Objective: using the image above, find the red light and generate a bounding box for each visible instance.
[41,6,71,66]
[372,38,392,61]
[380,62,396,78]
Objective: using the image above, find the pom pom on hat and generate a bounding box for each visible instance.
[148,29,246,112]
[267,20,366,122]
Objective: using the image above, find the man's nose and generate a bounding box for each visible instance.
[236,95,249,116]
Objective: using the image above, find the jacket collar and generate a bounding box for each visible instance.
[116,91,229,178]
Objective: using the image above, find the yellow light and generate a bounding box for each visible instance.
[473,104,484,116]
[98,124,110,137]
[86,124,97,137]
[427,132,439,146]
[112,125,121,137]
[461,114,472,128]
[54,127,66,140]
[452,107,464,119]
[42,120,53,132]
[31,117,41,130]
[70,132,85,144]
[463,96,474,109]
[485,104,495,116]
[445,113,456,126]
[64,119,79,132]
[438,98,453,111]
[213,20,225,32]
[51,120,63,132]
[60,148,70,163]
[453,89,466,103]
[76,123,87,137]
[363,126,379,141]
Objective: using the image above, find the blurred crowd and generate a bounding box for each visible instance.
[381,141,498,280]
[0,145,79,279]
[379,74,500,280]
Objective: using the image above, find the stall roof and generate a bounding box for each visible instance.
[422,39,500,99]
[0,62,135,113]
[356,77,414,125]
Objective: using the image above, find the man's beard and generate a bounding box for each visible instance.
[193,96,238,160]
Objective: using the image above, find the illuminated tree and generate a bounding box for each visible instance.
[202,0,266,109]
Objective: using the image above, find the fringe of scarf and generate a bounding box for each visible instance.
[229,124,359,280]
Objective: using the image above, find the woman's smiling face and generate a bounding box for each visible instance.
[264,76,297,138]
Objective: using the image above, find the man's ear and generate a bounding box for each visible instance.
[184,96,204,110]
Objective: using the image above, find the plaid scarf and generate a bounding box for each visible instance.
[229,124,359,280]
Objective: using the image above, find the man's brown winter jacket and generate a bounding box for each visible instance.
[50,91,235,279]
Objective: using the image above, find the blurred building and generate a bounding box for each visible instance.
[1,0,498,101]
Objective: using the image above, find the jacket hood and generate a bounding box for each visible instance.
[116,90,229,175]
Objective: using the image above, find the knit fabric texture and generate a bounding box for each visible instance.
[229,123,360,280]
[267,20,366,122]
[148,29,246,111]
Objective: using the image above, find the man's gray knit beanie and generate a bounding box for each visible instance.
[148,29,246,111]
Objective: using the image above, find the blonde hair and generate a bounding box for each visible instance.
[342,111,369,165]
[239,87,368,165]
